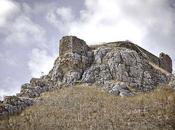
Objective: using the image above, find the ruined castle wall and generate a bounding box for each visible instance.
[135,45,172,73]
[60,37,172,73]
[90,41,172,73]
[135,45,160,66]
[59,36,90,57]
[159,53,172,73]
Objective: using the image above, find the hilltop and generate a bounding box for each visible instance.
[0,36,175,129]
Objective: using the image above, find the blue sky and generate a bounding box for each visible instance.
[0,0,175,99]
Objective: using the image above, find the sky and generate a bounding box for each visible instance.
[0,0,175,99]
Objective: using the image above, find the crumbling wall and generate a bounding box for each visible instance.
[0,35,173,118]
[159,53,172,73]
[59,36,90,57]
[90,41,172,73]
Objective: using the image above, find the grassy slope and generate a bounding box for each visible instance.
[0,85,175,130]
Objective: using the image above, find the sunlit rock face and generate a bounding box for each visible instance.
[48,36,171,91]
[48,36,94,85]
[0,36,173,117]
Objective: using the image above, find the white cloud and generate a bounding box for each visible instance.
[4,15,47,48]
[0,0,19,27]
[0,1,57,98]
[0,52,17,66]
[56,7,73,22]
[0,77,21,100]
[0,0,175,100]
[67,0,175,71]
[68,0,175,45]
[28,48,56,78]
[46,7,73,32]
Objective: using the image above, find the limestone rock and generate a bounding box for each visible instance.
[49,36,93,85]
[107,82,134,96]
[17,79,53,98]
[169,75,175,89]
[81,64,113,83]
[63,71,82,85]
[82,47,168,91]
[0,35,173,117]
[49,36,172,89]
[0,96,34,117]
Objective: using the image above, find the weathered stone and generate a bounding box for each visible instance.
[63,71,82,85]
[49,36,94,85]
[159,52,172,73]
[48,58,64,84]
[81,46,169,91]
[0,35,173,117]
[50,36,172,88]
[30,78,50,87]
[59,36,91,57]
[94,47,112,64]
[169,75,175,89]
[0,104,7,115]
[81,64,113,83]
[4,96,21,106]
[0,96,34,117]
[119,90,134,97]
[3,96,33,107]
[17,78,54,98]
[107,82,134,96]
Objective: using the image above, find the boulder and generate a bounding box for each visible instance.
[107,82,134,96]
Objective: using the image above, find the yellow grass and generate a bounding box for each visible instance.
[0,85,175,130]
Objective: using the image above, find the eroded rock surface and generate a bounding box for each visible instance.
[169,74,175,89]
[0,36,173,117]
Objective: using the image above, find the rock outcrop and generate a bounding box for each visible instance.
[169,75,175,89]
[0,36,173,117]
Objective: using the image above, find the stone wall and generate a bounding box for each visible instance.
[0,35,173,118]
[89,40,172,73]
[59,36,90,57]
[159,53,172,73]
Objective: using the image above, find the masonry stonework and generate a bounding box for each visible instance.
[159,52,172,73]
[59,36,172,73]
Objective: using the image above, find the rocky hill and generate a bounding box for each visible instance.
[0,36,175,129]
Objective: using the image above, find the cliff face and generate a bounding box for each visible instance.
[0,36,174,117]
[48,36,171,92]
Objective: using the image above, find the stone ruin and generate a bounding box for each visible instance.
[0,35,174,118]
[59,36,172,73]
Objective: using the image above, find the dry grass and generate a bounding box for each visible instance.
[0,85,175,130]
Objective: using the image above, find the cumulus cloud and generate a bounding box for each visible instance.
[0,0,175,99]
[69,0,175,44]
[46,7,74,32]
[0,1,56,98]
[43,0,175,71]
[56,7,73,21]
[28,48,56,77]
[0,0,19,27]
[4,15,47,48]
[68,0,175,70]
[0,77,21,100]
